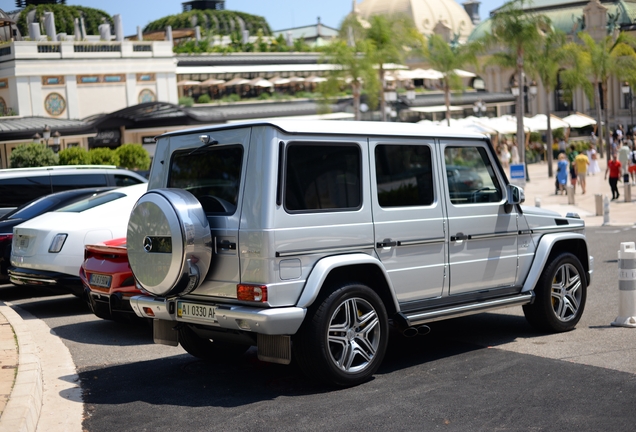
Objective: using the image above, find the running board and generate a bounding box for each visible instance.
[398,292,534,327]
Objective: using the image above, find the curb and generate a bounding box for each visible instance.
[0,302,83,432]
[0,302,42,432]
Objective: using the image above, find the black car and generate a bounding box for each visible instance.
[0,187,114,283]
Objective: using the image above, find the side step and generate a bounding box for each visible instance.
[398,292,534,327]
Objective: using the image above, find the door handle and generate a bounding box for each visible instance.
[451,233,470,242]
[377,240,398,248]
[216,240,236,251]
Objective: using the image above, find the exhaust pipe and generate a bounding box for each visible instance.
[402,324,431,337]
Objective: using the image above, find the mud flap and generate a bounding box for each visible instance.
[153,319,179,346]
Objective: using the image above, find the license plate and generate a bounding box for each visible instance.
[90,273,112,288]
[177,301,216,323]
[17,236,29,249]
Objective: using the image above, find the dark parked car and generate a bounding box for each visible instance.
[0,187,114,283]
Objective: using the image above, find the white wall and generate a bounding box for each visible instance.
[77,84,127,118]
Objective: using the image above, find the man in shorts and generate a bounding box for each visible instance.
[574,151,590,194]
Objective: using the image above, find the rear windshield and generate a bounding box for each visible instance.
[1,196,63,221]
[56,192,125,213]
[168,145,244,215]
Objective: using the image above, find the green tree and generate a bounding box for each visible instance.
[58,146,90,165]
[365,15,420,121]
[572,31,636,158]
[526,30,569,177]
[10,143,58,168]
[420,34,483,126]
[89,147,119,166]
[320,16,379,120]
[116,144,150,170]
[487,0,549,163]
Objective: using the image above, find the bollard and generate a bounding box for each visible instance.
[612,242,636,327]
[535,197,541,208]
[595,194,603,216]
[567,185,575,205]
[603,195,610,225]
[625,183,632,203]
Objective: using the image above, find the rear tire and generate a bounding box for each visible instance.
[178,325,249,362]
[523,252,587,332]
[293,282,389,387]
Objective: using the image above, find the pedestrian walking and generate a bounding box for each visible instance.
[499,143,510,168]
[587,144,600,175]
[629,142,636,185]
[574,151,590,194]
[567,144,578,193]
[556,152,568,194]
[605,153,622,200]
[510,142,520,165]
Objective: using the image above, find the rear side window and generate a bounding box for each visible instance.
[57,192,125,212]
[285,143,361,212]
[114,174,144,187]
[51,174,107,191]
[169,145,243,215]
[0,176,51,207]
[375,144,434,207]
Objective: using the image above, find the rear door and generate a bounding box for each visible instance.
[166,128,251,299]
[441,141,518,295]
[370,138,446,302]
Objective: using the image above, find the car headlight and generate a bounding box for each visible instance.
[49,234,68,253]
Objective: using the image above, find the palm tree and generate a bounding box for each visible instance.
[525,30,569,177]
[365,15,419,121]
[487,0,549,165]
[574,31,636,158]
[420,34,483,127]
[320,38,379,121]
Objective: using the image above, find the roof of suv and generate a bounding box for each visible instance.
[159,120,489,140]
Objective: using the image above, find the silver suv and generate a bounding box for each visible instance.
[127,121,591,386]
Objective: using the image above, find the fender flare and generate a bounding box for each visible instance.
[295,253,399,310]
[522,232,590,292]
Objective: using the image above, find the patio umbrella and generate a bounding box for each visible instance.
[305,76,327,83]
[288,76,306,83]
[247,78,274,88]
[221,77,250,87]
[562,113,597,128]
[201,78,226,86]
[177,80,201,86]
[269,76,291,85]
[453,69,476,78]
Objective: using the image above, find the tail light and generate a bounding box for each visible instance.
[237,284,268,302]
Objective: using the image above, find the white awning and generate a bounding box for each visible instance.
[562,113,597,128]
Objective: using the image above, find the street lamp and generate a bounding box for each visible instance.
[51,130,61,153]
[473,100,487,117]
[622,82,634,133]
[42,124,51,145]
[383,88,398,121]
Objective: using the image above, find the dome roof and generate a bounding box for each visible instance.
[356,0,474,43]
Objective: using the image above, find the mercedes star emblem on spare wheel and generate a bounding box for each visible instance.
[143,236,153,252]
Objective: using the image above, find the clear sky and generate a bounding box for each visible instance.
[0,0,507,35]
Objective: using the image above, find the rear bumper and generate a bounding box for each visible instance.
[8,266,82,292]
[87,289,137,315]
[130,295,306,335]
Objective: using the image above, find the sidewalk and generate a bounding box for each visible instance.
[522,159,636,227]
[0,158,633,432]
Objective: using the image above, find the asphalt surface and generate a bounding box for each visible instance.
[2,225,636,431]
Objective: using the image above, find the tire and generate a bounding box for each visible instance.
[523,252,587,333]
[178,325,249,362]
[293,282,389,387]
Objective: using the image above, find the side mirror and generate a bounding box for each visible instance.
[507,184,525,205]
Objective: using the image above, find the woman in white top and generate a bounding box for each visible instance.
[587,144,601,175]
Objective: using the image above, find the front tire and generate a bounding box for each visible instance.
[523,252,587,332]
[294,283,389,387]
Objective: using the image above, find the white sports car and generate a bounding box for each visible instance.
[9,183,147,296]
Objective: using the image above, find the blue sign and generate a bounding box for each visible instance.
[510,164,525,180]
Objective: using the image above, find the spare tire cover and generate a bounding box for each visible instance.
[127,188,212,297]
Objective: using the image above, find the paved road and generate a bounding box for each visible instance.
[2,226,636,431]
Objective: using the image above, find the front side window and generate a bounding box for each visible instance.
[444,146,502,205]
[285,143,361,212]
[375,144,434,207]
[169,145,243,215]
